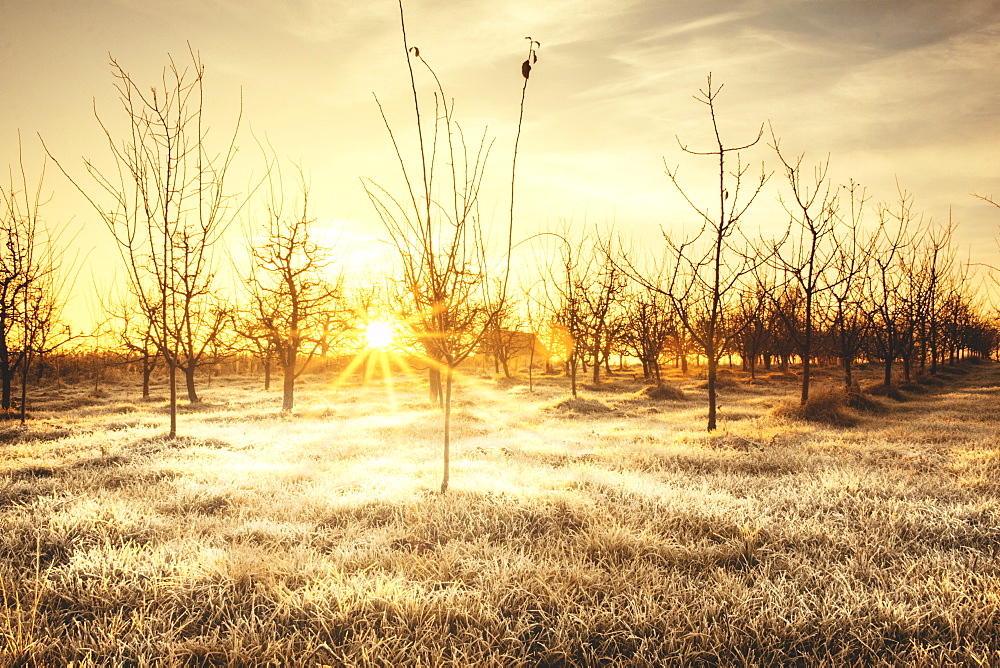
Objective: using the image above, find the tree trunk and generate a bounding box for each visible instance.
[168,360,177,438]
[440,366,453,494]
[843,356,854,390]
[184,365,199,403]
[801,300,813,405]
[282,361,295,412]
[528,343,534,393]
[429,367,442,407]
[19,352,30,425]
[592,344,600,385]
[707,353,718,431]
[263,357,271,391]
[801,354,811,405]
[1,368,13,411]
[142,358,152,399]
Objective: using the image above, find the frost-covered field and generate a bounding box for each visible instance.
[2,361,999,665]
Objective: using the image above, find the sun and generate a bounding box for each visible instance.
[364,320,396,350]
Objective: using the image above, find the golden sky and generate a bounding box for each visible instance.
[2,0,999,330]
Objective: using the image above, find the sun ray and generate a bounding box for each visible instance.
[378,350,397,412]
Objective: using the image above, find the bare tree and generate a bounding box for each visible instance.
[580,241,627,385]
[764,134,840,404]
[233,295,277,390]
[827,180,869,390]
[365,3,539,493]
[732,277,771,381]
[862,183,915,390]
[918,218,956,374]
[481,283,525,378]
[1,136,74,423]
[618,283,674,385]
[649,75,769,431]
[47,46,242,437]
[107,293,161,398]
[245,162,341,412]
[521,280,549,391]
[538,230,590,397]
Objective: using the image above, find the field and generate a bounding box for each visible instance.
[2,360,1000,666]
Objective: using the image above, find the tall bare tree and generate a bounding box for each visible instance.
[618,283,674,385]
[581,242,626,385]
[47,46,241,438]
[108,294,160,399]
[538,230,590,397]
[649,75,769,430]
[365,2,539,493]
[917,219,956,374]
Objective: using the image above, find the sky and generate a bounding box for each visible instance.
[2,0,999,331]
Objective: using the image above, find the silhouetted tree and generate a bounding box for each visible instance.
[862,183,914,389]
[245,162,341,412]
[764,135,840,404]
[366,3,538,492]
[650,75,769,430]
[48,46,242,437]
[1,137,72,422]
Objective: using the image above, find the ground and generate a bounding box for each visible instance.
[1,360,999,665]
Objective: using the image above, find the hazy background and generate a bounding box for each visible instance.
[2,0,998,329]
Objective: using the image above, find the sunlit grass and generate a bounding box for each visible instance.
[1,361,999,663]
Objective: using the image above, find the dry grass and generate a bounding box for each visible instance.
[771,389,860,427]
[845,388,889,415]
[697,368,743,391]
[548,396,614,414]
[1,361,999,664]
[638,383,687,401]
[865,381,911,402]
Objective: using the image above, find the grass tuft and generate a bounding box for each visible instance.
[915,374,945,388]
[548,396,614,414]
[700,368,742,390]
[845,388,888,415]
[771,389,860,427]
[638,383,687,401]
[865,382,910,402]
